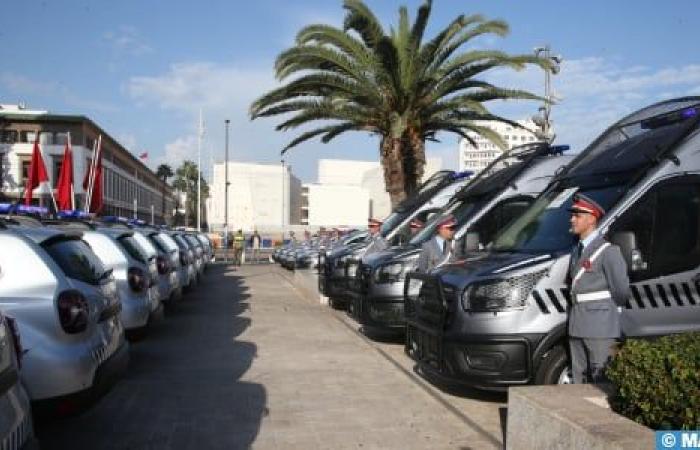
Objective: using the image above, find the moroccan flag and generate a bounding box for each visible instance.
[24,137,50,205]
[56,136,74,210]
[82,136,103,213]
[139,151,148,160]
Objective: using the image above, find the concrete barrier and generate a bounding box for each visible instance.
[506,384,655,450]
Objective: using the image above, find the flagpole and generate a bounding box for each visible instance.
[87,135,102,213]
[84,137,98,213]
[197,108,203,232]
[68,132,75,210]
[37,137,59,213]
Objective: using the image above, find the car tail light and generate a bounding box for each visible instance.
[128,267,147,292]
[5,316,23,368]
[156,255,169,274]
[57,290,89,334]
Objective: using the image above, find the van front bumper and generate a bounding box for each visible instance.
[347,292,405,331]
[405,323,543,390]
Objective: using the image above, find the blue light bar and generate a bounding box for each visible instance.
[549,145,570,154]
[57,210,91,219]
[0,203,48,215]
[641,106,699,129]
[452,170,474,180]
[128,219,146,227]
[101,216,129,224]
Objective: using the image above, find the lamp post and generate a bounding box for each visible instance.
[533,45,562,143]
[281,158,285,242]
[224,119,230,263]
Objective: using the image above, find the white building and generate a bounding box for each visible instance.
[458,119,542,174]
[301,158,442,227]
[208,161,302,232]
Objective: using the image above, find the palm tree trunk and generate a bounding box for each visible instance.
[405,127,425,195]
[380,136,408,208]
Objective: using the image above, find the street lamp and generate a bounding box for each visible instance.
[281,158,285,242]
[533,45,562,143]
[224,119,230,263]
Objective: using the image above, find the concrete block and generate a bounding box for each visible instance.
[506,384,654,450]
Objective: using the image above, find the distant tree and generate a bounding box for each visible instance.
[172,160,209,228]
[250,0,550,207]
[156,164,174,224]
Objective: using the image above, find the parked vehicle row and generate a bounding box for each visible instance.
[0,212,214,447]
[289,97,700,393]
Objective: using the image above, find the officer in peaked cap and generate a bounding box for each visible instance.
[409,218,424,236]
[567,192,630,384]
[417,214,457,273]
[362,217,388,257]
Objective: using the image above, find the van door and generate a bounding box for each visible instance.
[609,175,700,336]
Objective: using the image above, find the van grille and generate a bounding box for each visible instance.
[1,408,30,450]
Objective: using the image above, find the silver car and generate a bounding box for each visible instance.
[0,311,34,449]
[0,223,128,415]
[143,229,182,304]
[183,234,205,278]
[170,232,197,291]
[195,233,214,266]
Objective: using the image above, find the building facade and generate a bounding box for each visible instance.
[458,119,542,174]
[0,104,175,223]
[208,161,302,232]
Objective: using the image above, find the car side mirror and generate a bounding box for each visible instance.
[464,231,480,252]
[610,231,647,272]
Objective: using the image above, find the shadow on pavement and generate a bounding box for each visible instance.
[36,264,267,450]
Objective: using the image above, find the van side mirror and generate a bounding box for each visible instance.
[610,231,647,272]
[464,232,480,252]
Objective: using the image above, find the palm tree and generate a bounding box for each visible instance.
[156,164,173,224]
[173,161,209,227]
[250,0,551,207]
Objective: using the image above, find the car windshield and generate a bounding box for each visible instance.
[148,233,169,253]
[184,235,200,248]
[491,184,629,253]
[43,237,108,285]
[118,235,148,264]
[409,197,482,245]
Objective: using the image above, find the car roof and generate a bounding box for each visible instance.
[3,224,81,245]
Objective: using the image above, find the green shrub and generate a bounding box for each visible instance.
[606,332,700,430]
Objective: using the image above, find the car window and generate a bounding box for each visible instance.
[118,235,148,264]
[172,235,189,250]
[610,176,700,280]
[43,237,108,285]
[148,233,168,253]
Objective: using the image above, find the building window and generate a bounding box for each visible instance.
[52,156,63,188]
[20,159,31,186]
[20,131,37,143]
[39,132,53,145]
[0,130,18,143]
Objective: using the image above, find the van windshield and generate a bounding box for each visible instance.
[43,237,108,285]
[491,184,628,253]
[409,198,482,245]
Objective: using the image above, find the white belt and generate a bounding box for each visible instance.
[574,290,611,302]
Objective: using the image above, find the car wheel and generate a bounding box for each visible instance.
[534,345,573,385]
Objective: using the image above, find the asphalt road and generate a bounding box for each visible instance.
[35,264,506,450]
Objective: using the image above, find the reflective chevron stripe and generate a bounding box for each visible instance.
[575,290,611,303]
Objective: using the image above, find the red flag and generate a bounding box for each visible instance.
[82,136,103,213]
[24,137,50,205]
[139,151,148,160]
[56,136,74,211]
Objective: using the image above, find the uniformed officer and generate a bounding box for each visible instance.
[409,218,424,236]
[417,215,456,272]
[362,218,388,257]
[568,193,630,384]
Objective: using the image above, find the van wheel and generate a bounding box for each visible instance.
[534,345,573,385]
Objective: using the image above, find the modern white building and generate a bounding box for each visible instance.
[458,119,542,173]
[301,158,442,227]
[0,103,174,223]
[208,161,302,232]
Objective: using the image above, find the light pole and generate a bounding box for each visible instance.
[224,119,230,263]
[533,45,562,143]
[281,158,285,242]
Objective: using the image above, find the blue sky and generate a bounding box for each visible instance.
[2,0,699,182]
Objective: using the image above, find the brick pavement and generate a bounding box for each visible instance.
[36,264,505,450]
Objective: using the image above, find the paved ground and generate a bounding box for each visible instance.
[36,264,506,450]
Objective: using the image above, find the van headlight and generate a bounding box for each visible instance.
[374,258,418,284]
[461,270,547,312]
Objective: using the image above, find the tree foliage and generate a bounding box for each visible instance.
[251,0,550,206]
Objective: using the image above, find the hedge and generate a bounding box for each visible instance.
[606,332,700,430]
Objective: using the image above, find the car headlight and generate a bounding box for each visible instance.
[374,258,418,284]
[461,270,547,312]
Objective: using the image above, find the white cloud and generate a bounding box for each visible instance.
[484,57,700,150]
[103,26,153,56]
[156,134,199,170]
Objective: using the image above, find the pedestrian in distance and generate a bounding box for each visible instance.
[233,229,245,266]
[251,230,262,264]
[567,193,630,384]
[417,215,456,272]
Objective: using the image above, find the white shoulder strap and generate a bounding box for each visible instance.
[572,242,610,286]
